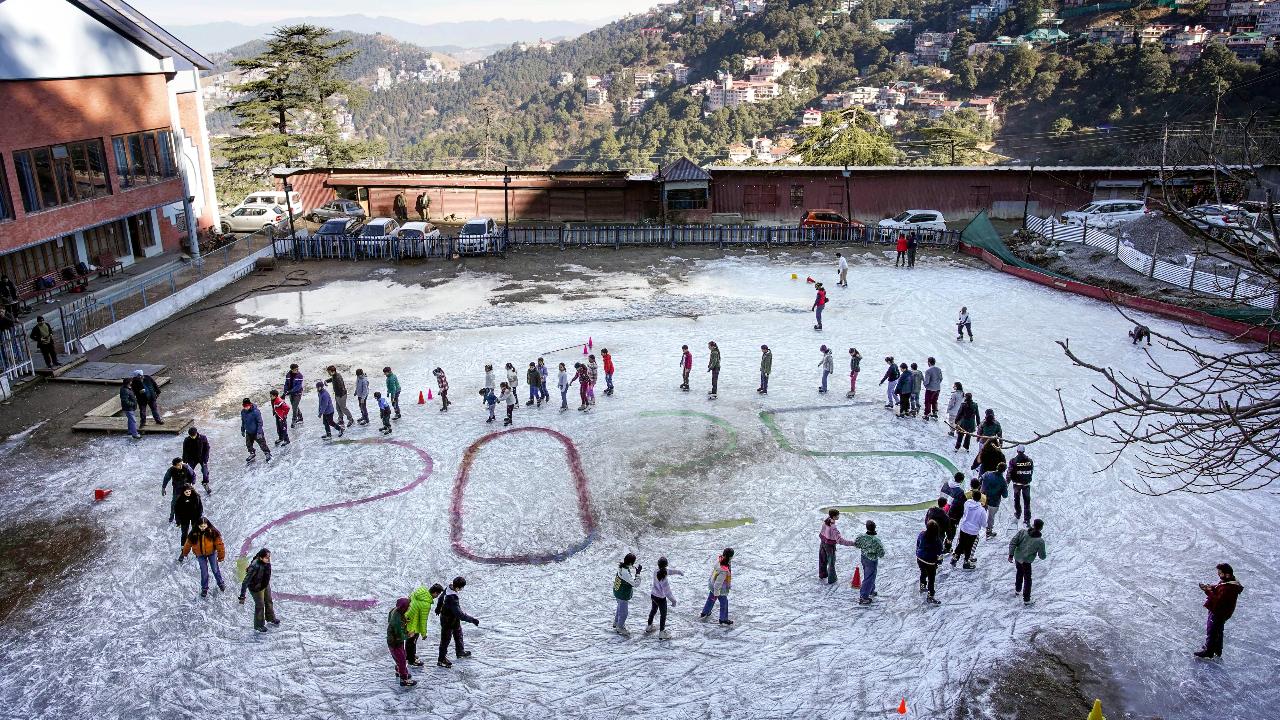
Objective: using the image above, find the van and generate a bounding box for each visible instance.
[239,191,304,218]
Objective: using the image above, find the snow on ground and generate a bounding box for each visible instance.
[1,255,1278,719]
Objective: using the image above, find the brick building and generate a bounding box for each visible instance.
[0,0,216,286]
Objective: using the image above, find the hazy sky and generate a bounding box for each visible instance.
[129,0,662,25]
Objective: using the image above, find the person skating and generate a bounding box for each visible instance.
[499,381,517,425]
[612,553,642,636]
[120,377,142,439]
[600,349,615,396]
[977,409,1003,445]
[354,369,370,425]
[436,576,479,668]
[811,282,828,330]
[505,363,519,405]
[162,457,195,522]
[571,363,590,411]
[479,387,498,423]
[525,362,541,407]
[836,252,849,287]
[973,438,1007,481]
[922,357,943,421]
[818,508,856,584]
[853,520,885,605]
[908,362,922,416]
[645,557,682,639]
[950,490,987,569]
[586,354,599,406]
[182,427,212,493]
[326,366,355,427]
[268,390,290,447]
[131,369,163,427]
[940,473,971,553]
[757,344,772,394]
[315,382,343,439]
[906,234,918,268]
[387,597,416,687]
[847,347,861,398]
[405,583,444,669]
[557,362,570,411]
[945,382,964,436]
[375,392,393,434]
[818,345,834,394]
[29,315,59,368]
[240,398,274,461]
[699,548,734,625]
[706,341,720,398]
[953,392,979,451]
[1009,445,1034,527]
[1129,323,1152,346]
[179,516,226,597]
[284,363,305,427]
[1195,563,1244,659]
[956,306,973,342]
[484,364,496,395]
[434,367,451,411]
[894,233,908,267]
[980,461,1009,538]
[679,344,693,391]
[383,366,402,419]
[896,363,913,417]
[172,483,203,548]
[925,498,949,534]
[240,549,279,631]
[1008,519,1047,605]
[879,356,900,409]
[916,520,944,604]
[537,357,552,402]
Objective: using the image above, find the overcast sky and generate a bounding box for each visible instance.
[129,0,662,25]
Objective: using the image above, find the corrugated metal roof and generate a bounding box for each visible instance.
[660,157,712,182]
[706,164,1258,172]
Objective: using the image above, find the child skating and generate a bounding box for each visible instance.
[375,392,393,434]
[601,348,615,396]
[818,345,834,394]
[847,347,861,398]
[479,387,497,423]
[679,345,693,391]
[706,341,720,399]
[499,382,516,426]
[699,548,733,625]
[557,362,569,412]
[571,362,590,411]
[645,557,682,639]
[525,362,541,407]
[433,367,451,411]
[586,354,599,406]
[612,553,642,636]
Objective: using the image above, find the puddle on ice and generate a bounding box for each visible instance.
[234,276,499,328]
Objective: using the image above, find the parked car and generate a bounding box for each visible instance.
[456,216,499,255]
[877,209,947,232]
[358,217,401,243]
[239,191,304,218]
[220,205,288,234]
[1182,204,1252,235]
[396,221,441,241]
[315,217,363,239]
[1061,199,1149,228]
[799,209,865,229]
[308,199,366,223]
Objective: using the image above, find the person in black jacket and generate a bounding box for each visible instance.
[162,457,195,522]
[436,576,479,668]
[172,485,203,546]
[130,370,163,427]
[953,393,980,451]
[239,548,279,632]
[1009,445,1034,527]
[182,428,212,493]
[925,497,949,534]
[879,356,900,409]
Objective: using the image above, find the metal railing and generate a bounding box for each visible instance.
[0,326,35,390]
[273,232,509,261]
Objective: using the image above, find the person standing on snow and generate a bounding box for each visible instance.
[977,409,1003,446]
[811,282,828,330]
[847,347,862,398]
[315,382,342,439]
[907,234,918,268]
[239,548,279,632]
[853,520,885,605]
[945,382,965,436]
[818,345,834,394]
[836,252,849,287]
[387,597,416,687]
[956,306,973,342]
[162,457,195,522]
[354,369,370,425]
[1196,563,1244,659]
[950,491,987,569]
[925,498,950,534]
[818,508,856,584]
[940,473,971,553]
[434,367,451,411]
[240,398,273,461]
[879,356,900,409]
[757,344,772,395]
[570,363,590,412]
[436,576,480,668]
[980,462,1009,538]
[405,583,444,670]
[612,553,642,636]
[383,367,402,420]
[505,363,519,404]
[600,349,615,396]
[173,484,203,547]
[895,233,908,267]
[268,390,291,446]
[537,357,552,402]
[707,341,721,398]
[182,427,212,493]
[699,548,734,625]
[284,363,305,426]
[645,557,681,639]
[326,366,355,427]
[178,516,226,597]
[922,357,943,421]
[916,520,944,604]
[376,392,393,434]
[896,362,914,417]
[526,362,541,407]
[120,377,142,439]
[586,354,599,406]
[557,362,570,412]
[484,364,496,395]
[499,381,517,425]
[953,392,980,451]
[679,344,693,391]
[974,437,1007,477]
[1008,518,1047,605]
[1009,446,1034,527]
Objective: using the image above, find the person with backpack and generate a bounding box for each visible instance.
[612,553,642,636]
[1009,445,1034,527]
[1196,563,1244,659]
[950,490,987,569]
[818,508,856,584]
[405,583,444,669]
[354,368,371,425]
[699,548,734,625]
[645,557,681,639]
[818,345,834,394]
[240,398,273,461]
[284,364,305,426]
[436,576,479,668]
[757,344,772,395]
[268,390,290,446]
[847,347,862,398]
[853,520,885,605]
[181,427,212,493]
[120,377,141,440]
[1008,519,1047,605]
[239,548,279,632]
[879,356,900,409]
[980,462,1009,538]
[383,366,402,420]
[811,282,828,330]
[953,392,980,451]
[916,520,944,604]
[178,516,226,597]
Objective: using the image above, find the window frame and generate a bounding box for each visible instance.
[11,138,111,212]
[112,128,179,190]
[0,154,13,222]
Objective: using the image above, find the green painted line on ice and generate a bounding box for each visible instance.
[637,410,754,532]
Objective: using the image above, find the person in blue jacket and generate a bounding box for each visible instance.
[915,520,944,605]
[980,461,1009,538]
[239,398,272,463]
[315,381,343,439]
[283,363,304,426]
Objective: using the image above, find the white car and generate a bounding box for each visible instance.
[240,191,304,218]
[220,205,288,234]
[456,216,499,255]
[1182,204,1251,235]
[878,210,947,232]
[358,217,401,242]
[396,222,441,241]
[1061,199,1149,228]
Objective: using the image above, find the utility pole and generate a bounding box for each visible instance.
[1023,163,1035,230]
[1210,79,1223,206]
[949,139,956,166]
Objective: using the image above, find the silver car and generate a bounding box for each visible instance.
[456,216,499,255]
[220,205,287,234]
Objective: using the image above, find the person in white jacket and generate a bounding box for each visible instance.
[557,362,570,412]
[950,491,988,569]
[612,553,642,636]
[956,306,973,341]
[484,364,496,393]
[499,382,517,426]
[945,382,965,436]
[645,557,683,639]
[818,345,834,394]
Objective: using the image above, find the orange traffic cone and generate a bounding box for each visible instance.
[806,276,815,283]
[418,390,425,404]
[583,345,588,354]
[427,389,433,400]
[851,566,862,589]
[898,698,907,715]
[94,489,112,502]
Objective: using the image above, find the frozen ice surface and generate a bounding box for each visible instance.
[1,256,1277,720]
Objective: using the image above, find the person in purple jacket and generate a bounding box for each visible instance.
[315,381,343,439]
[239,398,272,463]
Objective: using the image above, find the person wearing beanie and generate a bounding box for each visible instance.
[853,520,886,605]
[387,597,416,687]
[1009,445,1035,527]
[1196,563,1244,658]
[404,583,444,669]
[847,347,861,398]
[437,576,480,668]
[818,345,834,394]
[1008,518,1048,605]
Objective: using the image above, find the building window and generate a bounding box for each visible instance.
[12,139,111,213]
[83,220,129,263]
[112,129,178,189]
[0,156,13,221]
[0,236,76,283]
[666,187,709,210]
[790,183,805,208]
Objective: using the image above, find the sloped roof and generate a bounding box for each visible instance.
[70,0,213,69]
[659,157,711,182]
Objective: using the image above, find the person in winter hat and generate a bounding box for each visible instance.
[172,484,203,547]
[404,583,444,669]
[1008,518,1047,605]
[354,368,371,425]
[811,282,828,330]
[162,457,196,522]
[284,363,305,426]
[916,520,944,604]
[1196,563,1244,659]
[922,357,943,420]
[950,490,988,569]
[375,391,393,434]
[315,382,342,439]
[699,548,734,625]
[525,362,541,407]
[818,345,834,394]
[818,508,855,584]
[268,390,290,446]
[847,347,861,398]
[387,597,416,687]
[499,381,517,425]
[239,548,279,632]
[645,557,682,639]
[326,365,355,427]
[956,306,973,341]
[757,345,772,394]
[179,517,226,597]
[182,427,212,492]
[600,349,615,396]
[436,576,479,668]
[130,369,163,427]
[119,377,141,439]
[1008,446,1034,526]
[980,462,1009,538]
[853,520,885,605]
[706,342,720,398]
[557,362,570,412]
[537,357,552,401]
[241,398,274,461]
[383,367,402,419]
[612,553,642,636]
[679,345,693,391]
[434,367,451,411]
[945,382,964,437]
[570,363,590,411]
[879,356,900,409]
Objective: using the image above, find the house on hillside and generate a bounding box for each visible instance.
[727,143,752,163]
[586,87,609,107]
[695,7,722,25]
[914,32,956,64]
[800,108,823,126]
[965,97,998,122]
[1224,31,1267,60]
[873,18,912,33]
[968,0,1010,22]
[666,62,690,84]
[639,27,663,37]
[876,108,900,128]
[555,71,575,87]
[585,75,602,88]
[1019,27,1070,45]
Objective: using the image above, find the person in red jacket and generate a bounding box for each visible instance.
[679,345,693,391]
[601,348,616,396]
[811,282,828,331]
[268,390,290,446]
[895,233,908,267]
[1196,563,1244,658]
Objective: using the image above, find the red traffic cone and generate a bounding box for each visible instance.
[851,566,862,589]
[427,389,433,400]
[583,345,588,354]
[588,337,593,349]
[418,390,426,404]
[897,698,907,715]
[805,276,815,284]
[94,488,112,502]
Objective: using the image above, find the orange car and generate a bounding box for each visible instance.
[799,209,865,228]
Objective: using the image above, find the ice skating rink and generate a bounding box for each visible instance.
[2,254,1276,719]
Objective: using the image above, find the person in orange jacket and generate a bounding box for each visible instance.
[601,348,616,396]
[179,517,226,597]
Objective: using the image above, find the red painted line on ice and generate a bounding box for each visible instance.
[237,438,434,611]
[451,426,598,564]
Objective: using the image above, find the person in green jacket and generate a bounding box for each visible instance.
[757,344,772,394]
[853,520,886,605]
[387,597,415,687]
[383,366,402,419]
[707,341,721,398]
[404,584,444,668]
[1008,519,1047,605]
